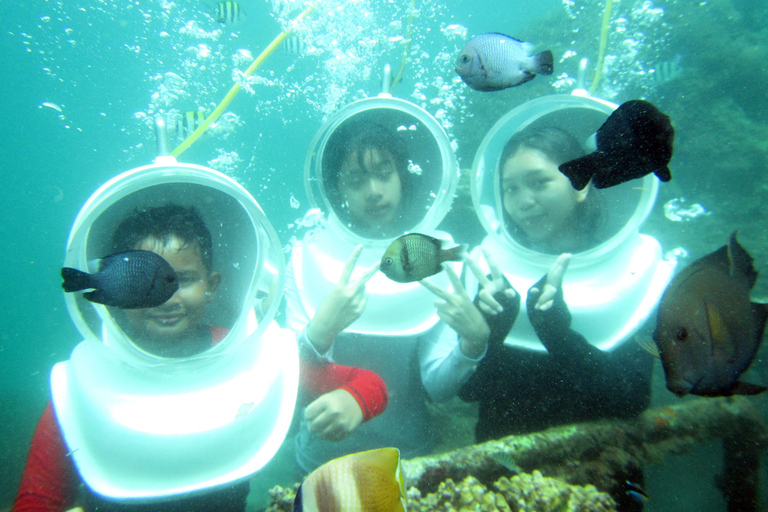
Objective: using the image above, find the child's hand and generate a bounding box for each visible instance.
[304,389,364,442]
[307,245,379,352]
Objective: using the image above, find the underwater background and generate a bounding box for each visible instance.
[1,0,767,510]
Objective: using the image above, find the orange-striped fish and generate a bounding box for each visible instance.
[293,448,407,512]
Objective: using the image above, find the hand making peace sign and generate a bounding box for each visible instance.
[307,244,380,353]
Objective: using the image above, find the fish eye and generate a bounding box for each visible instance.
[461,54,469,64]
[676,328,688,342]
[383,257,393,267]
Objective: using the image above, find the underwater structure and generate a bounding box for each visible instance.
[265,396,768,512]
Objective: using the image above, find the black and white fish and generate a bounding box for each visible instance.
[650,54,683,85]
[455,33,553,91]
[281,35,307,55]
[171,110,206,140]
[213,1,244,24]
[62,250,179,309]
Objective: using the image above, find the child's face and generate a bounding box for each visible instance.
[338,147,403,235]
[122,235,221,348]
[501,147,587,245]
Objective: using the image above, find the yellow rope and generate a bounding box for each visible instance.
[171,4,315,157]
[589,0,613,95]
[390,0,415,92]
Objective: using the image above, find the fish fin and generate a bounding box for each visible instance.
[441,243,468,263]
[654,166,672,182]
[82,289,112,306]
[292,484,304,512]
[532,50,553,75]
[350,447,401,475]
[488,32,527,45]
[706,301,729,347]
[751,301,768,345]
[61,267,94,292]
[558,153,604,190]
[636,335,660,358]
[349,448,405,510]
[727,231,758,288]
[731,382,768,395]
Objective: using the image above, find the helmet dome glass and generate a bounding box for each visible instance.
[305,96,458,248]
[63,162,284,367]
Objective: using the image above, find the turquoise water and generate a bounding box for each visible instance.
[2,0,767,510]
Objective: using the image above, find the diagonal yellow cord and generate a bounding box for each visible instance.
[589,0,613,95]
[390,0,415,92]
[171,4,315,157]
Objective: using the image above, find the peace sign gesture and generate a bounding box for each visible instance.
[307,244,380,353]
[465,247,517,316]
[420,263,490,359]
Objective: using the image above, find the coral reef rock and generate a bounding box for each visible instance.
[402,472,616,512]
[495,471,617,512]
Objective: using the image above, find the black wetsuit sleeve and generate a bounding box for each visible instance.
[479,275,520,351]
[459,275,520,402]
[526,274,652,414]
[526,273,602,362]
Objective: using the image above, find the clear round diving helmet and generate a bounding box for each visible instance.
[51,157,299,500]
[471,94,676,351]
[293,93,459,335]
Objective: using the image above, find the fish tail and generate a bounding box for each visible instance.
[558,153,603,190]
[61,267,93,292]
[441,244,468,263]
[532,50,554,75]
[654,167,673,182]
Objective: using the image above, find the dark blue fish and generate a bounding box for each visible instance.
[559,100,674,190]
[61,250,179,309]
[455,33,553,91]
[624,481,649,505]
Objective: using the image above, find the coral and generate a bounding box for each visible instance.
[264,485,297,512]
[495,471,617,512]
[401,473,616,512]
[407,476,511,512]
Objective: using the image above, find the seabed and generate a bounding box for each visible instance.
[265,396,768,512]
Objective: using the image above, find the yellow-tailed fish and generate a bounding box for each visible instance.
[653,231,768,397]
[293,447,407,512]
[380,233,467,283]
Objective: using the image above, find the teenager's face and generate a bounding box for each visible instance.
[337,147,403,234]
[501,147,587,244]
[122,235,220,347]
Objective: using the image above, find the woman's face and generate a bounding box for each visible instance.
[337,147,403,235]
[501,147,587,245]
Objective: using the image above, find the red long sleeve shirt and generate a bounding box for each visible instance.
[13,358,387,512]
